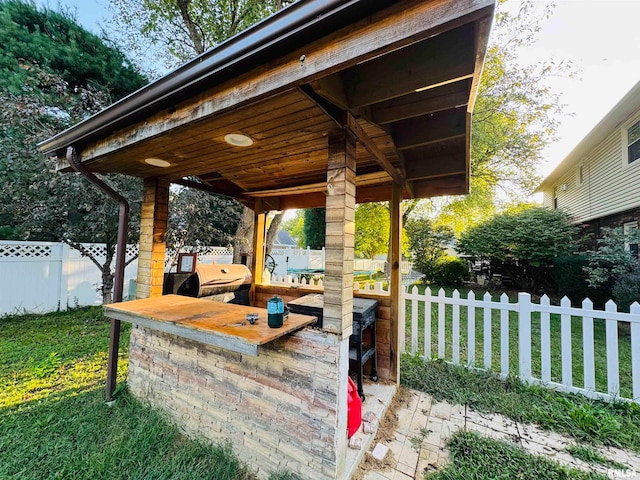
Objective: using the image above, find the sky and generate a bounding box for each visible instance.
[35,0,640,180]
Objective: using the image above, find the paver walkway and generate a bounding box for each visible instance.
[362,389,640,479]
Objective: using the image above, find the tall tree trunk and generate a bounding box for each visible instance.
[102,242,116,304]
[265,212,284,256]
[176,0,205,54]
[233,206,254,264]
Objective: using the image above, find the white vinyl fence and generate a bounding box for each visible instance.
[269,245,413,278]
[402,287,640,404]
[0,241,232,316]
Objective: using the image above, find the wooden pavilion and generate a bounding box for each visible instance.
[40,0,494,478]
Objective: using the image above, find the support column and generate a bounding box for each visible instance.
[136,177,169,299]
[250,199,266,306]
[324,129,356,337]
[389,182,403,382]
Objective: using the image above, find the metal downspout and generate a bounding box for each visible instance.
[67,147,129,402]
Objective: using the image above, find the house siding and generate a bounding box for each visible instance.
[544,117,640,224]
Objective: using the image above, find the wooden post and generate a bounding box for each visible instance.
[323,129,356,336]
[389,182,402,382]
[136,177,169,299]
[249,199,266,306]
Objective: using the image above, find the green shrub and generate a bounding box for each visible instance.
[429,258,469,286]
[552,255,611,305]
[612,265,640,312]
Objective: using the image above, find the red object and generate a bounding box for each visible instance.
[347,376,362,438]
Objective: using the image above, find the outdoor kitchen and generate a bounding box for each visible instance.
[38,0,494,478]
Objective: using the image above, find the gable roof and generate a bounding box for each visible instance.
[537,80,640,192]
[40,0,495,210]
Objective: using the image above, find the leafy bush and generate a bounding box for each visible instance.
[429,258,469,286]
[612,265,640,312]
[457,207,577,292]
[405,218,454,277]
[552,255,610,304]
[583,227,640,288]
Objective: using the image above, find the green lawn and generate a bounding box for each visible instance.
[0,307,296,480]
[401,356,640,453]
[404,284,634,399]
[426,431,606,480]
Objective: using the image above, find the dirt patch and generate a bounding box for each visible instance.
[351,386,413,480]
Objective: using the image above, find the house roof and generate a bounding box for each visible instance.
[536,80,640,193]
[39,0,495,210]
[276,230,297,246]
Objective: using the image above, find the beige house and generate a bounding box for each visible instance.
[537,81,640,245]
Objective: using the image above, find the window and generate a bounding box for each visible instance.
[628,120,640,164]
[553,188,558,209]
[624,221,639,260]
[577,164,585,186]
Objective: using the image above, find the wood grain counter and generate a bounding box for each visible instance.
[104,294,317,356]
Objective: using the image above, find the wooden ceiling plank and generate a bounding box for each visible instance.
[344,23,476,109]
[346,113,403,184]
[72,0,494,167]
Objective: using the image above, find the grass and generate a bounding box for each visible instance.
[401,356,640,453]
[404,284,635,399]
[565,444,626,470]
[0,307,291,480]
[426,431,606,480]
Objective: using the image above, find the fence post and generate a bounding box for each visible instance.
[500,293,510,378]
[518,292,532,383]
[605,300,620,399]
[631,302,640,402]
[467,290,476,367]
[57,242,70,311]
[560,296,573,389]
[582,298,595,393]
[483,292,492,370]
[424,287,432,360]
[540,295,551,383]
[438,288,446,359]
[452,289,460,365]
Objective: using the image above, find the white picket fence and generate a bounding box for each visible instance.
[0,241,232,316]
[402,287,640,404]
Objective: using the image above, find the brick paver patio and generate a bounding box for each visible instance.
[362,389,640,479]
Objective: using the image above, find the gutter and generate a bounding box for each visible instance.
[39,0,395,157]
[67,147,128,402]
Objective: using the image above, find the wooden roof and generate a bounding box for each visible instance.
[40,0,494,210]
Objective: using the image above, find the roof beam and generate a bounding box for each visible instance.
[369,79,470,125]
[346,113,404,184]
[404,156,466,180]
[173,178,255,209]
[343,23,476,109]
[392,107,466,150]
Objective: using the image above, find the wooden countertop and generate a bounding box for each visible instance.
[104,294,317,356]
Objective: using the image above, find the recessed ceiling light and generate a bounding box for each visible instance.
[224,133,254,147]
[145,158,171,168]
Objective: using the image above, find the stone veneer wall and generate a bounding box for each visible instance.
[128,324,349,479]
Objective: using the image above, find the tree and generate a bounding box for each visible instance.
[355,203,389,260]
[435,0,574,234]
[166,185,242,266]
[303,208,325,249]
[456,207,577,291]
[280,210,305,248]
[404,218,454,278]
[108,0,294,71]
[107,0,295,266]
[0,1,148,303]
